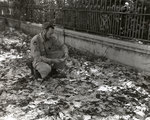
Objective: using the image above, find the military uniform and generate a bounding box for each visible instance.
[30,31,68,78]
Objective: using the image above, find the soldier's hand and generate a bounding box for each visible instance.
[64,53,69,59]
[50,58,65,63]
[59,58,66,62]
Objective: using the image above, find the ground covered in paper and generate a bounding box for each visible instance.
[0,29,150,120]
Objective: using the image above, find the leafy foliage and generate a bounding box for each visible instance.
[11,0,35,21]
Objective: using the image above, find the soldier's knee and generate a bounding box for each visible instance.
[35,62,52,79]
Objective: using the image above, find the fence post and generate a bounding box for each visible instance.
[148,24,150,41]
[63,0,66,44]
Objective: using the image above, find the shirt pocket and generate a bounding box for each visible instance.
[45,41,53,52]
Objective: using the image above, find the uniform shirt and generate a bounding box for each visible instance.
[30,32,68,67]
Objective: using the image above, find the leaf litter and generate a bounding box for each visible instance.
[0,29,150,120]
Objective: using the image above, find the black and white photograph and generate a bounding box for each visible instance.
[0,0,150,120]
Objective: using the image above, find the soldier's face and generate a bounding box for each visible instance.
[46,27,54,38]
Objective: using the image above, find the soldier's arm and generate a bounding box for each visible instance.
[62,44,68,58]
[30,36,53,64]
[53,36,68,57]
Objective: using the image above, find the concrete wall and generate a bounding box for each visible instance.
[1,17,150,72]
[56,28,150,72]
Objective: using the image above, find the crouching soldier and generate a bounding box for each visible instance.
[30,21,68,80]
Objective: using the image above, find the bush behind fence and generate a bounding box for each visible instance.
[0,0,150,43]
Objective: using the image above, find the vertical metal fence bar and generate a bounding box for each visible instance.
[135,0,138,13]
[140,0,144,39]
[108,12,111,34]
[101,12,103,34]
[86,9,88,32]
[130,0,136,38]
[116,13,119,36]
[132,13,136,38]
[91,10,93,32]
[79,10,82,30]
[92,10,94,32]
[148,24,150,40]
[135,14,139,38]
[90,10,93,32]
[129,15,133,38]
[109,0,112,8]
[114,13,117,35]
[96,8,99,33]
[63,0,66,28]
[94,11,96,32]
[100,0,102,8]
[88,11,91,31]
[85,10,88,31]
[124,13,127,36]
[114,0,117,35]
[127,15,130,37]
[105,0,107,10]
[115,13,117,35]
[98,11,101,33]
[88,10,91,32]
[85,1,87,31]
[112,6,115,35]
[138,13,142,39]
[110,7,112,34]
[95,8,98,32]
[117,13,120,36]
[110,12,113,35]
[118,0,122,36]
[72,9,75,29]
[74,3,77,30]
[118,12,122,36]
[141,14,144,39]
[96,10,98,33]
[76,8,78,30]
[99,12,102,33]
[81,10,83,30]
[94,10,96,32]
[83,10,85,30]
[136,3,140,39]
[141,7,146,39]
[136,5,141,39]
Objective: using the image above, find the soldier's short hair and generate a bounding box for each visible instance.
[42,20,55,30]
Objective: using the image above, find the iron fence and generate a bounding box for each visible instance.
[62,0,150,43]
[0,0,150,43]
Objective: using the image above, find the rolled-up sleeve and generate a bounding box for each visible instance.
[30,36,41,63]
[30,35,52,66]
